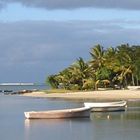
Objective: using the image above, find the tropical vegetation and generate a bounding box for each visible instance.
[46,44,140,90]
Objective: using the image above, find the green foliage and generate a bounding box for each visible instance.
[46,44,140,90]
[46,75,59,89]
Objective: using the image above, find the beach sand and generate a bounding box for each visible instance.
[22,89,140,101]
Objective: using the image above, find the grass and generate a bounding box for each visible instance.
[42,89,79,94]
[41,88,100,94]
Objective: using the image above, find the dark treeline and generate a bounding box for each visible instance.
[47,44,140,90]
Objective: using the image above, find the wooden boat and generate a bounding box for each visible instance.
[84,101,127,112]
[127,86,140,90]
[84,101,127,108]
[24,107,91,119]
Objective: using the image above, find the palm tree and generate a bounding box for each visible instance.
[133,46,140,86]
[134,59,140,85]
[114,44,135,87]
[46,44,140,90]
[89,44,105,68]
[104,47,118,70]
[89,44,112,90]
[69,57,92,90]
[56,69,72,89]
[47,75,59,89]
[51,57,92,90]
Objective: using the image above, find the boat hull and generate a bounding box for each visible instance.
[24,107,91,119]
[84,101,127,112]
[91,106,126,112]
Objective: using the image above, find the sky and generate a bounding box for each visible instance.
[0,0,140,83]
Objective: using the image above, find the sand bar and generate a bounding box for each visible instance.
[22,90,140,101]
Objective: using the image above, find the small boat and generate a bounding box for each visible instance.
[24,107,91,119]
[84,101,127,112]
[127,86,140,90]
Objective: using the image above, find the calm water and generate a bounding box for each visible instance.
[0,95,139,140]
[0,84,48,93]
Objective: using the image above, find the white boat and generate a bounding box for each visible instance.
[127,86,140,90]
[84,101,127,112]
[24,107,91,119]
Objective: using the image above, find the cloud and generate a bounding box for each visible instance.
[0,1,6,10]
[1,0,140,10]
[0,20,140,82]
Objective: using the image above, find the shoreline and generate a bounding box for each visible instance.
[21,89,140,101]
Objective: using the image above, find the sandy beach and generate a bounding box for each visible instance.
[22,89,140,100]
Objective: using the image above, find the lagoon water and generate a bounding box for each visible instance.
[0,84,48,93]
[0,95,140,140]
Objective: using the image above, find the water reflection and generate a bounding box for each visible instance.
[90,107,140,121]
[24,119,73,140]
[24,109,140,140]
[25,118,71,128]
[24,118,91,140]
[24,100,140,140]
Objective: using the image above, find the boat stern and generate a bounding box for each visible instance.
[24,112,30,119]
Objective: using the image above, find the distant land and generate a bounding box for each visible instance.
[0,83,35,86]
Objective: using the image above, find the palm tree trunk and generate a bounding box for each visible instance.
[136,75,139,86]
[95,80,100,90]
[132,73,135,86]
[124,75,128,88]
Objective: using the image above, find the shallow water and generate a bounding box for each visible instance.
[0,95,139,140]
[0,84,48,93]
